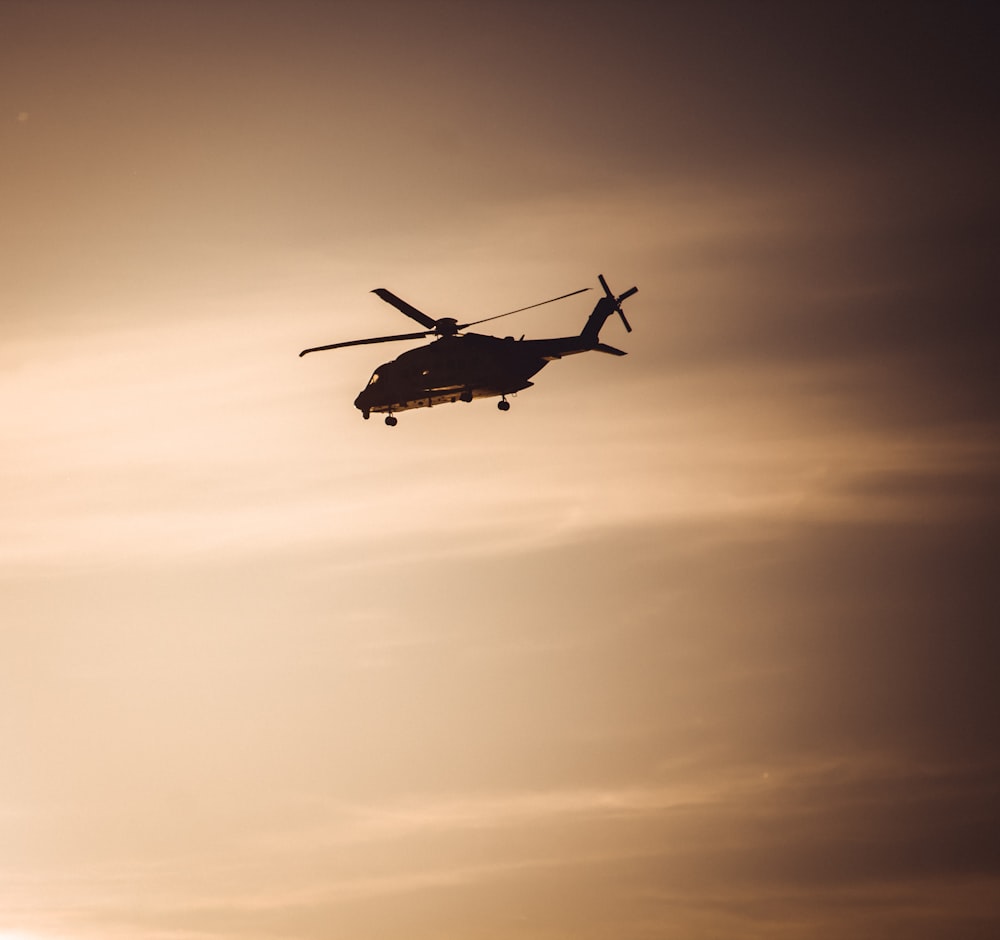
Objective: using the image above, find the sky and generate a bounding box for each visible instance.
[2,1,999,938]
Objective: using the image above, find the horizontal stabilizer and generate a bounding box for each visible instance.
[594,343,627,356]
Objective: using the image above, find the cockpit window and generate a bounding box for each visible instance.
[367,372,380,386]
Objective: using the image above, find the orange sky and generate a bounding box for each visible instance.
[2,3,998,939]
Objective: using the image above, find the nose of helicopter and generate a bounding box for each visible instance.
[354,383,383,416]
[353,390,373,419]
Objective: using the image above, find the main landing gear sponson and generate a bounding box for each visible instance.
[380,399,509,424]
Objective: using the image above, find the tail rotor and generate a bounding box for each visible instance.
[598,273,637,333]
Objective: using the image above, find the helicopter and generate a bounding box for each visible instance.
[299,274,638,425]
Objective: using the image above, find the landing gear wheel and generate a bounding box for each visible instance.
[460,391,473,403]
[497,399,511,412]
[362,410,370,420]
[385,415,398,427]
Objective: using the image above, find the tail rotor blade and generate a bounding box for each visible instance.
[597,274,636,332]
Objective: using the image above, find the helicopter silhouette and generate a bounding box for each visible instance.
[299,274,637,425]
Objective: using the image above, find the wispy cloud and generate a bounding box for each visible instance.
[6,303,989,573]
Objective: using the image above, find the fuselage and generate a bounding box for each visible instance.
[354,333,556,416]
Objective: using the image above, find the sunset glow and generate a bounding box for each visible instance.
[2,3,997,939]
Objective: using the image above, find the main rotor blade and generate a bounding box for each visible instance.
[458,287,590,329]
[299,330,430,356]
[371,289,438,329]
